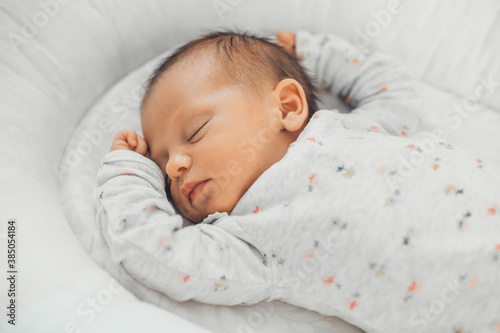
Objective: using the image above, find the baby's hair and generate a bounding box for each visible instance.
[141,30,320,119]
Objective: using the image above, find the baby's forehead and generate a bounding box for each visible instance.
[141,44,275,127]
[143,88,216,135]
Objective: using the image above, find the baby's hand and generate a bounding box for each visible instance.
[110,129,150,158]
[276,30,296,56]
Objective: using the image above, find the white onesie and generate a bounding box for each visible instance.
[94,31,500,333]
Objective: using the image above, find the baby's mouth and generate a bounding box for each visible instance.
[188,179,211,205]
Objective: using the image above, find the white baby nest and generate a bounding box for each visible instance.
[1,0,499,332]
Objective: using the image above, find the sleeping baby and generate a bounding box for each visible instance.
[95,30,500,333]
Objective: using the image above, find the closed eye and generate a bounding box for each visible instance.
[188,120,208,142]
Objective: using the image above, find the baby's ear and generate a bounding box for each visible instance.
[274,78,308,132]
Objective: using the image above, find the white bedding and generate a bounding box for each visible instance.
[1,0,499,332]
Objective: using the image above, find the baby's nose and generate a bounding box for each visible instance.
[165,153,192,178]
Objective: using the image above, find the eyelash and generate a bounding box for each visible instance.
[188,121,208,142]
[165,120,209,185]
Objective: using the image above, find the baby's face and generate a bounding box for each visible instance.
[141,60,294,223]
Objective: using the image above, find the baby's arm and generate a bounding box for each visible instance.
[295,30,423,136]
[94,147,272,305]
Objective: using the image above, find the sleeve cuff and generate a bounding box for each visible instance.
[99,149,165,184]
[295,30,315,59]
[295,30,321,78]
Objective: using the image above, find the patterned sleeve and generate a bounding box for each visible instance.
[295,30,423,136]
[93,149,273,305]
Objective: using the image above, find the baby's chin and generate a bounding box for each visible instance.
[185,205,232,224]
[184,209,208,224]
[182,198,239,224]
[172,181,243,223]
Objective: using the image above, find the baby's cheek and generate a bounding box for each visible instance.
[166,187,183,214]
[170,190,182,208]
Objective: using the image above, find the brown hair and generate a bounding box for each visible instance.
[141,30,319,118]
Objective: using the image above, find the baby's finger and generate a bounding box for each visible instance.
[134,135,149,156]
[276,30,295,44]
[113,130,127,141]
[127,130,138,147]
[276,30,296,55]
[110,130,134,152]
